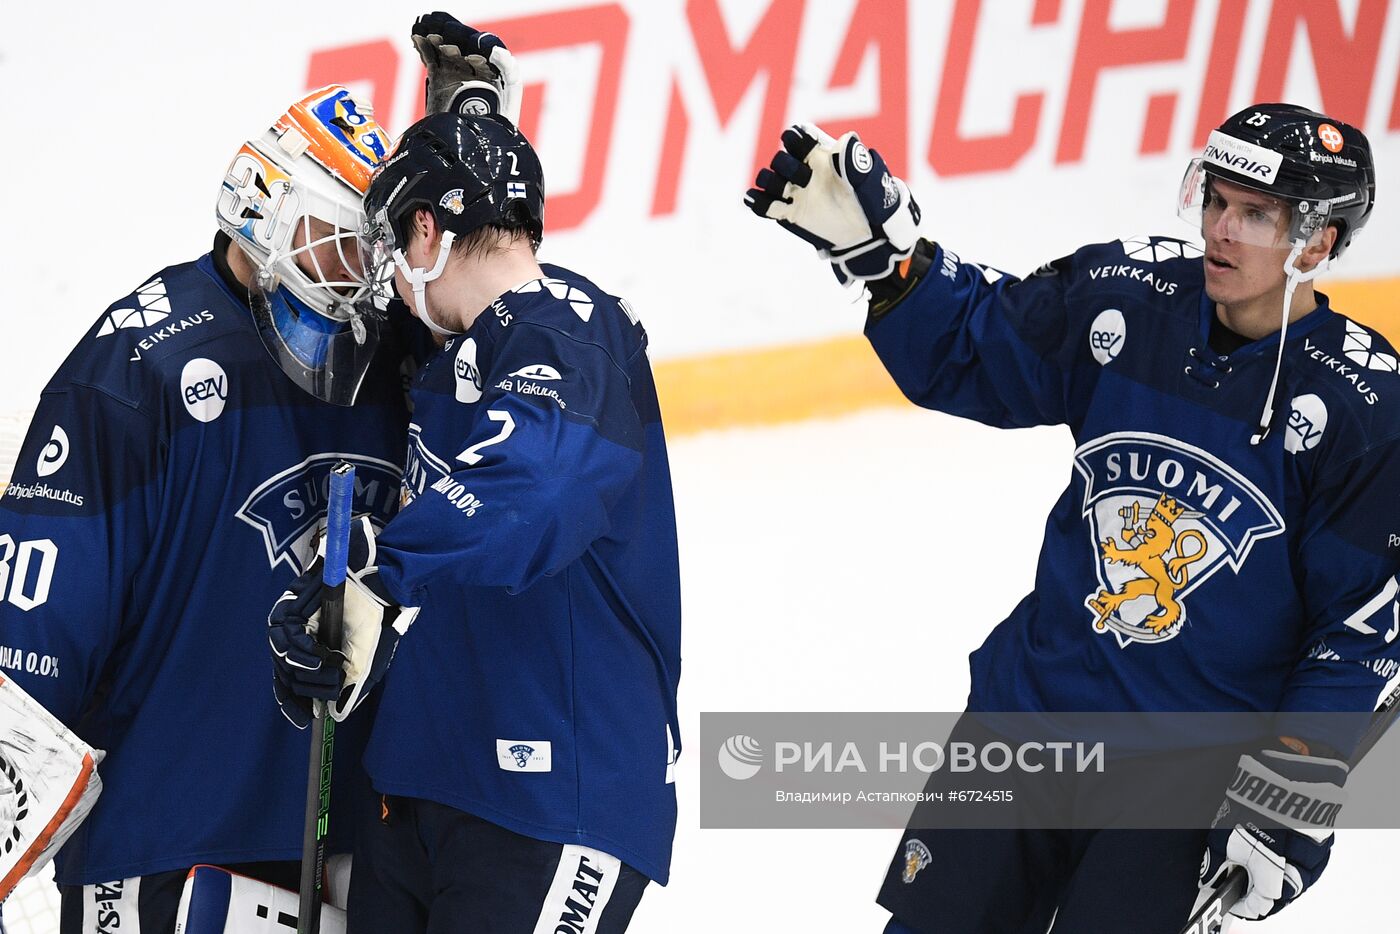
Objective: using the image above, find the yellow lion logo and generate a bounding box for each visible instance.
[902,839,932,884]
[1087,494,1208,635]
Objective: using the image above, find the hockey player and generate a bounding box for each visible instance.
[0,87,414,931]
[747,104,1397,931]
[267,110,682,932]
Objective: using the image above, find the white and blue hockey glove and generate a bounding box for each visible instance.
[267,571,339,730]
[1199,740,1346,919]
[268,516,419,728]
[745,123,921,283]
[413,11,522,124]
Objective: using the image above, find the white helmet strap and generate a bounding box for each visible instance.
[1251,240,1329,446]
[392,230,459,337]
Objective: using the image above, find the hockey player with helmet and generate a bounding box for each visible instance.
[0,86,416,931]
[748,104,1397,931]
[266,17,682,932]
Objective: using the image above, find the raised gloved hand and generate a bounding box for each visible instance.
[1198,740,1346,919]
[268,515,419,727]
[745,123,921,283]
[413,11,522,125]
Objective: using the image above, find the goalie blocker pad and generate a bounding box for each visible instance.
[0,674,103,899]
[175,865,346,934]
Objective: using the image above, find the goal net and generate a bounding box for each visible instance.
[2,863,60,933]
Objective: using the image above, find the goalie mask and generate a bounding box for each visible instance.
[215,86,391,405]
[361,112,545,337]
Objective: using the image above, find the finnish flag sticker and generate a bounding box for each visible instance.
[507,181,527,199]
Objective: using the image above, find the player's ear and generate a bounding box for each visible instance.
[410,207,442,254]
[1299,224,1337,272]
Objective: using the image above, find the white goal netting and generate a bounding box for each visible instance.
[3,864,60,933]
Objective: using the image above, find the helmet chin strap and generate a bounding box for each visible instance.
[393,231,460,337]
[1251,240,1328,446]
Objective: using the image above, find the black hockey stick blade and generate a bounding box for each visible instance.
[297,463,356,934]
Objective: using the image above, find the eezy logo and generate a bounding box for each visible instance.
[455,338,483,403]
[1286,394,1328,453]
[180,359,229,423]
[1089,309,1126,366]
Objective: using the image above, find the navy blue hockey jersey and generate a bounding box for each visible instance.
[0,252,410,883]
[365,265,682,884]
[867,237,1400,722]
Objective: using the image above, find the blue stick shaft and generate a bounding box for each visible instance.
[319,466,355,652]
[323,467,354,592]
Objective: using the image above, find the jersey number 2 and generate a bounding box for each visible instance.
[458,410,516,465]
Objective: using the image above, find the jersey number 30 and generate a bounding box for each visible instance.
[0,535,58,611]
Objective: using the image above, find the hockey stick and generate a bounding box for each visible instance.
[1178,680,1400,934]
[297,462,356,934]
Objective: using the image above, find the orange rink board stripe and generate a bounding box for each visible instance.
[654,277,1400,437]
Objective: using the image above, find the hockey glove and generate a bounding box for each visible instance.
[745,123,921,283]
[268,570,338,729]
[413,11,522,125]
[1199,740,1345,919]
[268,516,420,728]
